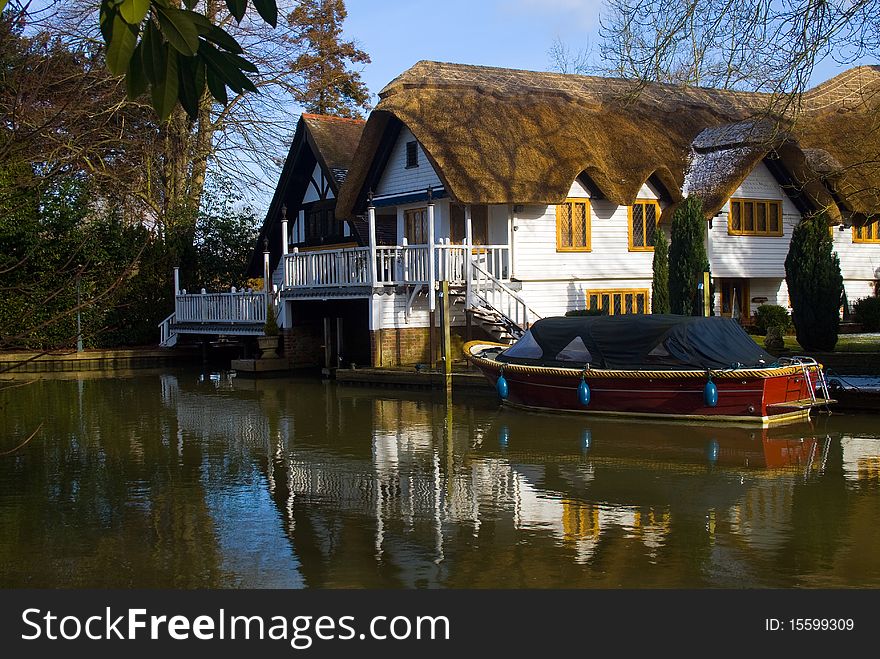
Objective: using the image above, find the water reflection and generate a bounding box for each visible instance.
[1,370,879,588]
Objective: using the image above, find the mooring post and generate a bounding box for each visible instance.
[441,280,452,396]
[703,271,711,317]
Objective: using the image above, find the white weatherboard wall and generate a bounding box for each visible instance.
[707,163,798,317]
[370,292,466,330]
[708,163,799,280]
[513,180,659,317]
[375,127,443,199]
[832,228,880,303]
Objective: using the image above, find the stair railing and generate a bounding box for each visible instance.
[469,261,541,337]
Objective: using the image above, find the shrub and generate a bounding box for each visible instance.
[651,229,670,314]
[669,196,710,316]
[784,213,843,351]
[264,304,280,336]
[754,304,791,334]
[853,296,880,332]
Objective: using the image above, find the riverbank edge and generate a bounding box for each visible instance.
[0,347,201,373]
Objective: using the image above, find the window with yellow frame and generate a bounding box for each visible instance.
[629,200,659,251]
[728,199,783,236]
[853,222,880,243]
[586,289,649,315]
[556,198,591,251]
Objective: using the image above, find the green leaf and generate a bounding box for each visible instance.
[119,0,150,24]
[252,0,277,28]
[142,20,166,85]
[225,0,247,22]
[99,5,115,44]
[151,45,179,121]
[106,13,139,76]
[204,25,244,54]
[199,41,245,93]
[177,53,201,119]
[155,6,200,56]
[226,52,258,74]
[126,40,148,99]
[205,67,228,106]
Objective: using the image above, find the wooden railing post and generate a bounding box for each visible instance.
[367,192,377,287]
[465,205,473,308]
[427,187,436,312]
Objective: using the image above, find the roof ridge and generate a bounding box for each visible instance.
[302,113,366,125]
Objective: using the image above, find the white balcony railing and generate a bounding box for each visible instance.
[282,243,510,290]
[175,291,267,324]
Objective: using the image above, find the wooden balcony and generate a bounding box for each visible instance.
[281,243,511,292]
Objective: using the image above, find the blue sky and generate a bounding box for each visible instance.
[342,0,873,102]
[344,0,602,101]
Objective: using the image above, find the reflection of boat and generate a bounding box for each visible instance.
[465,315,834,426]
[489,411,827,472]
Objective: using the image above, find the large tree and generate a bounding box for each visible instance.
[595,0,880,98]
[13,1,370,277]
[785,213,843,351]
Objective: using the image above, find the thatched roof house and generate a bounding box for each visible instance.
[337,61,880,225]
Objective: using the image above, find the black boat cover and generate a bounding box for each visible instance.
[497,315,776,370]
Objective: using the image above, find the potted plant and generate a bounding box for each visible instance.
[257,304,280,359]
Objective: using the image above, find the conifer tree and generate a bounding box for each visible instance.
[668,196,709,316]
[784,213,843,351]
[651,228,670,314]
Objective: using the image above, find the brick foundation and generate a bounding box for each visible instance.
[282,326,322,368]
[370,325,485,367]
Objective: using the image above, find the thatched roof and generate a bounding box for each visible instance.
[337,61,880,224]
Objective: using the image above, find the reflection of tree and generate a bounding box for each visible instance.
[2,374,872,588]
[0,375,223,587]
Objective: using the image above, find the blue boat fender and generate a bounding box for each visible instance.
[578,378,591,406]
[496,368,509,400]
[704,375,718,408]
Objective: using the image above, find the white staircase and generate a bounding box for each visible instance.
[461,261,541,344]
[159,313,178,347]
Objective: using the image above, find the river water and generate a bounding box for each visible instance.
[2,369,879,588]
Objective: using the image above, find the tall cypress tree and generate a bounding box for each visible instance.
[784,213,843,351]
[652,228,670,314]
[669,196,709,316]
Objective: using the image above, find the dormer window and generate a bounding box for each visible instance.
[405,141,419,168]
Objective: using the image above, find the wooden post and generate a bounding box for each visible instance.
[173,267,180,296]
[367,192,377,286]
[427,187,436,312]
[336,317,344,368]
[263,238,271,315]
[703,271,711,317]
[464,205,473,307]
[323,317,332,375]
[440,280,452,395]
[281,205,289,256]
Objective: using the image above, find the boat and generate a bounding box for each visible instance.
[464,314,834,426]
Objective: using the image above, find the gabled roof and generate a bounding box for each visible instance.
[337,61,880,223]
[247,114,365,276]
[301,114,366,185]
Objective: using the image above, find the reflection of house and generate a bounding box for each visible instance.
[841,436,880,483]
[166,64,880,362]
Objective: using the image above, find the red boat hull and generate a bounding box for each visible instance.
[465,342,832,426]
